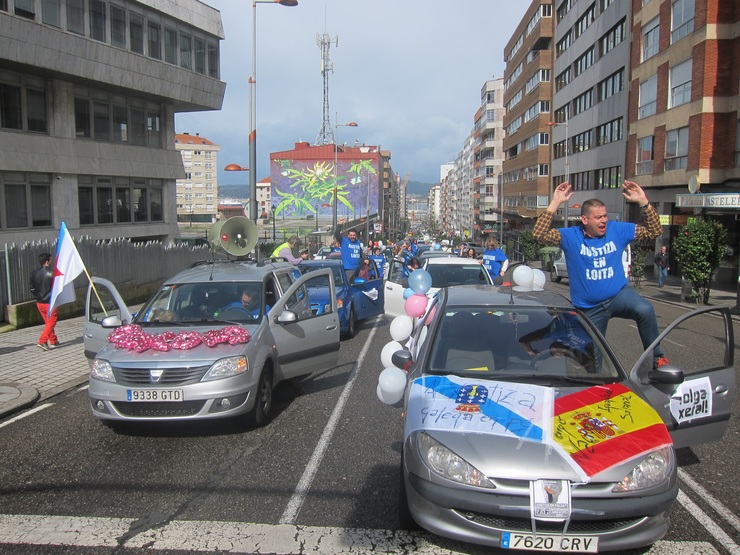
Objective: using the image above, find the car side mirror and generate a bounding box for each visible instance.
[353,277,366,285]
[647,365,684,384]
[101,315,123,328]
[392,349,413,370]
[277,310,298,324]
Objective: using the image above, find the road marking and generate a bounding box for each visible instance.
[0,515,719,554]
[279,317,381,525]
[679,468,740,532]
[677,490,740,555]
[0,403,54,429]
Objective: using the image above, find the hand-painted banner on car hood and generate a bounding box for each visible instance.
[404,375,553,443]
[552,383,672,478]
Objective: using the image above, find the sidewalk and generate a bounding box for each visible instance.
[1,278,738,421]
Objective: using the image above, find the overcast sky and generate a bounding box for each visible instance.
[175,1,529,187]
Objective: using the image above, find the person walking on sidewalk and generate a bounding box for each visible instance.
[29,252,59,351]
[532,181,669,370]
[654,245,669,288]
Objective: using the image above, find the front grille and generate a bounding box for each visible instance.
[456,511,644,534]
[112,400,205,417]
[112,365,210,386]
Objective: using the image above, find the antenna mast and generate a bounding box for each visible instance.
[315,32,338,145]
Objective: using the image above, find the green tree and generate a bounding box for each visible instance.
[672,219,727,304]
[519,230,540,264]
[630,247,649,287]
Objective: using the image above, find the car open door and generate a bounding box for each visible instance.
[629,305,735,449]
[83,277,133,361]
[270,267,340,379]
[384,257,408,318]
[350,259,385,320]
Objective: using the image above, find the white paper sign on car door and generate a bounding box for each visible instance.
[670,376,712,423]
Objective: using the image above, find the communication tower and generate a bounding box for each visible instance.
[315,32,338,145]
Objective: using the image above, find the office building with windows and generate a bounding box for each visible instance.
[502,1,554,227]
[0,0,225,245]
[552,0,630,223]
[628,0,739,283]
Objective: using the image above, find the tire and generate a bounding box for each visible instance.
[343,306,356,339]
[550,269,562,283]
[246,365,273,428]
[398,453,420,531]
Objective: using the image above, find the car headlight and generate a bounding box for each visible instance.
[90,359,115,382]
[418,433,495,489]
[202,356,248,381]
[612,446,673,492]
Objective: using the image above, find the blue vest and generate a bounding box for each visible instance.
[559,223,635,308]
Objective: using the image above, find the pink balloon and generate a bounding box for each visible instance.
[405,294,427,318]
[426,305,436,322]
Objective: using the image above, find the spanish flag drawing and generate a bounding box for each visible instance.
[552,383,672,477]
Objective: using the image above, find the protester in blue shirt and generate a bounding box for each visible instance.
[482,237,509,280]
[334,217,363,282]
[368,247,386,278]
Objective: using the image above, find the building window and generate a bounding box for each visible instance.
[129,13,144,55]
[597,117,622,146]
[194,38,206,74]
[1,173,52,229]
[638,75,657,119]
[79,178,163,225]
[597,69,624,102]
[14,0,35,18]
[574,47,595,77]
[671,0,695,43]
[41,0,61,27]
[636,136,654,175]
[66,0,84,35]
[665,126,689,170]
[26,87,47,133]
[1,75,48,133]
[165,27,178,64]
[573,89,593,115]
[180,33,192,70]
[599,18,625,57]
[669,59,692,108]
[110,5,126,48]
[574,4,595,39]
[148,22,161,60]
[89,0,106,42]
[642,17,660,61]
[595,166,622,189]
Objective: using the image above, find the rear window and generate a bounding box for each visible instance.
[426,264,491,287]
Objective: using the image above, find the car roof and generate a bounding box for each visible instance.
[425,257,484,266]
[440,285,574,309]
[301,259,342,267]
[165,259,294,285]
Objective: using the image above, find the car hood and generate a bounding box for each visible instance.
[405,374,673,483]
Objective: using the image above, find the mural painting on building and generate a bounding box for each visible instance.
[270,158,378,220]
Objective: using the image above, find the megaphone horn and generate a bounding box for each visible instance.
[218,216,258,257]
[208,220,225,251]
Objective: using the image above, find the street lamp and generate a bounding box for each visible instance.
[547,117,570,226]
[271,203,276,240]
[249,0,298,223]
[333,114,358,232]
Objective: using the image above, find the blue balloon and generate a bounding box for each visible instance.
[433,242,441,251]
[408,268,432,294]
[403,287,415,299]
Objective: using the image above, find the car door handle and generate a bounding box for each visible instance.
[326,324,337,331]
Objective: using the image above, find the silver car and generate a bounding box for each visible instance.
[393,285,735,552]
[84,260,340,427]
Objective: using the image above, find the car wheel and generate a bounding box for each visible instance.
[398,453,420,531]
[550,269,562,283]
[247,365,273,428]
[343,306,356,339]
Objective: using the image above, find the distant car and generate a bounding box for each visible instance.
[299,258,384,338]
[313,246,334,260]
[551,244,632,283]
[384,256,494,317]
[84,260,340,427]
[458,242,484,257]
[392,285,735,551]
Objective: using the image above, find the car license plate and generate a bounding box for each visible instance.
[501,532,598,552]
[127,389,183,402]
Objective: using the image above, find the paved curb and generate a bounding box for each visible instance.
[0,382,40,419]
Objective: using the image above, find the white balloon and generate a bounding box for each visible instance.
[532,269,547,291]
[380,340,403,369]
[512,265,534,289]
[390,315,414,342]
[378,367,407,404]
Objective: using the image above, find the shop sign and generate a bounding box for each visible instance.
[676,193,740,208]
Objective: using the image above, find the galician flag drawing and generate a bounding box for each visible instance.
[48,222,87,316]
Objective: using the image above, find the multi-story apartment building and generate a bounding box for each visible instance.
[473,78,506,238]
[629,0,739,284]
[502,1,554,228]
[552,0,630,224]
[0,0,225,246]
[175,132,219,224]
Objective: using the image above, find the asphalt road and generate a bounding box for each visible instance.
[0,294,738,554]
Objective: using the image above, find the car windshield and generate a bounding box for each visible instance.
[300,264,344,286]
[135,281,266,324]
[425,264,492,287]
[426,307,621,382]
